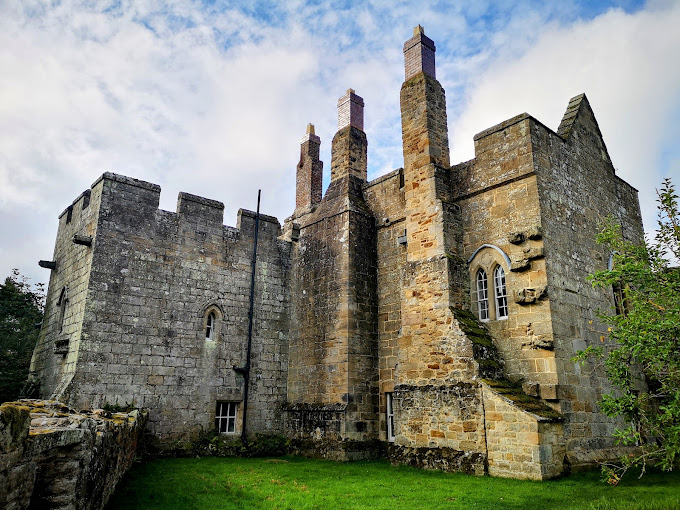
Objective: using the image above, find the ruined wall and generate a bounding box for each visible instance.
[482,383,564,480]
[532,95,644,467]
[33,173,290,442]
[30,187,102,399]
[0,400,145,510]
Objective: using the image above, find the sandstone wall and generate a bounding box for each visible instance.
[286,173,379,449]
[33,173,291,443]
[532,95,644,467]
[363,169,406,442]
[482,383,564,480]
[0,400,145,510]
[454,115,558,395]
[30,186,103,399]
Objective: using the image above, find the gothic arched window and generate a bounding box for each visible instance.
[202,305,223,342]
[476,268,489,321]
[494,265,508,320]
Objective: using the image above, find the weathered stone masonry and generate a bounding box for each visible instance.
[29,26,643,479]
[0,400,146,510]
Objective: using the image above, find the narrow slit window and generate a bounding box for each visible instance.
[57,287,68,333]
[494,265,508,320]
[476,269,489,321]
[386,393,395,442]
[215,402,237,434]
[205,311,216,340]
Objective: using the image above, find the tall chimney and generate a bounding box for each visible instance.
[295,123,323,211]
[403,24,436,81]
[331,89,368,182]
[400,26,449,171]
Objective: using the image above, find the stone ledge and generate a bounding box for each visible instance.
[482,380,562,422]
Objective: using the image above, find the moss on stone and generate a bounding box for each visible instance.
[483,379,562,421]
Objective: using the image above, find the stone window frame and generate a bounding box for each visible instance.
[215,401,238,434]
[469,245,511,322]
[201,303,224,342]
[386,392,396,442]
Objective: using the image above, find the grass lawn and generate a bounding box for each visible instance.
[106,456,680,510]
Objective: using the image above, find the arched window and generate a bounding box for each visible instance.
[494,265,508,320]
[202,304,223,342]
[476,269,489,321]
[205,311,216,340]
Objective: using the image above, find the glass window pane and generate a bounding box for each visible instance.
[476,269,489,321]
[494,266,508,320]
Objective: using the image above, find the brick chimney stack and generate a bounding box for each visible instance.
[403,24,436,81]
[295,123,323,212]
[331,89,367,182]
[337,88,364,131]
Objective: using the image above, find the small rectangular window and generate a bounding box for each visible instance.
[386,393,395,442]
[613,282,628,316]
[215,402,238,434]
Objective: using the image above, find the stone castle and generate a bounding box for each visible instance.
[28,27,643,479]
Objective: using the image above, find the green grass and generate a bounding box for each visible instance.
[106,457,680,510]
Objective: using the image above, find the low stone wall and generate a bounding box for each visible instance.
[0,399,146,510]
[284,403,381,461]
[482,383,565,480]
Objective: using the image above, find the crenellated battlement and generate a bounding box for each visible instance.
[57,172,282,239]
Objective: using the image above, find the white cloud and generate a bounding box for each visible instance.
[0,0,676,285]
[450,2,680,235]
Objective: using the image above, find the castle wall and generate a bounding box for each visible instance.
[455,115,558,394]
[531,97,644,467]
[36,173,290,442]
[30,186,103,399]
[363,170,406,441]
[286,173,379,450]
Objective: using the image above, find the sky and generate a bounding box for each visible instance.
[1,0,679,287]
